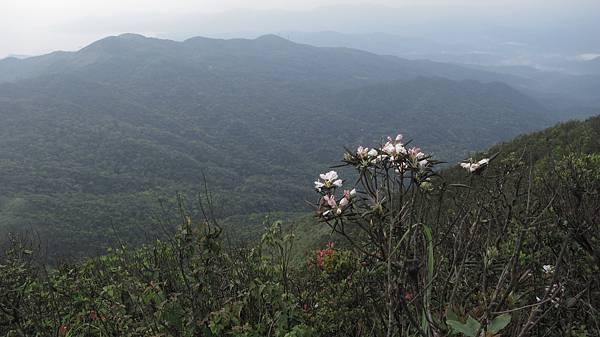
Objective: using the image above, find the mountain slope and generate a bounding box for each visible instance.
[336,77,550,157]
[0,34,556,259]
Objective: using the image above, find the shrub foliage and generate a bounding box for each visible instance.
[1,132,599,337]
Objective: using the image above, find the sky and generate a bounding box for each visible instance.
[1,0,599,58]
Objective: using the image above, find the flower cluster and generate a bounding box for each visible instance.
[314,169,356,218]
[407,146,428,169]
[381,134,407,161]
[356,146,377,159]
[460,158,490,173]
[345,134,432,174]
[314,133,438,219]
[316,242,335,269]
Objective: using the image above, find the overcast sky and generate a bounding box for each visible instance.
[1,0,599,58]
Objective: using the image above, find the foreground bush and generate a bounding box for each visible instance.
[1,134,598,337]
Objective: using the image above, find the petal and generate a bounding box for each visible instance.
[324,170,338,181]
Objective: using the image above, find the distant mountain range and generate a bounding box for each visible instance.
[285,31,600,111]
[0,33,575,258]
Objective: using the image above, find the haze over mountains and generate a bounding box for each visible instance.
[285,31,600,111]
[0,33,594,258]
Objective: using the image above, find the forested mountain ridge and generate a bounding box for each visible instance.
[0,33,560,259]
[0,33,519,87]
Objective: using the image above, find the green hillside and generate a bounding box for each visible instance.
[0,34,559,259]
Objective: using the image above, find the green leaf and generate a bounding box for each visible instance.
[466,316,482,334]
[447,320,473,337]
[446,315,481,337]
[489,313,511,333]
[446,308,460,323]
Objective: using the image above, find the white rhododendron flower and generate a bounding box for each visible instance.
[460,158,490,173]
[356,146,369,158]
[315,170,343,191]
[381,134,408,162]
[320,170,338,181]
[387,134,403,143]
[542,265,554,274]
[382,142,395,155]
[367,148,378,157]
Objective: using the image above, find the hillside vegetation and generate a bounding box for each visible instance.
[1,116,598,336]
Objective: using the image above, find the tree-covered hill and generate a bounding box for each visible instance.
[0,34,562,259]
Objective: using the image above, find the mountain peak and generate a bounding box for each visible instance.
[116,33,148,40]
[78,33,174,55]
[254,34,295,46]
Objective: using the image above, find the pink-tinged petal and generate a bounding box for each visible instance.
[339,197,349,208]
[408,147,420,156]
[323,195,337,208]
[333,179,343,187]
[395,134,403,142]
[356,146,369,157]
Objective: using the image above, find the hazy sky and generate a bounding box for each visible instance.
[1,0,599,58]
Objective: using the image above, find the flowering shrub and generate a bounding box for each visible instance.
[308,133,599,337]
[315,242,335,269]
